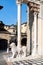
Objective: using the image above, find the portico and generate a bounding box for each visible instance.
[3,0,43,65]
[16,0,40,57]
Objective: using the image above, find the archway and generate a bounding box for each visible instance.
[21,38,27,46]
[10,37,17,46]
[0,39,8,50]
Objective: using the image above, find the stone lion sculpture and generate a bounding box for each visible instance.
[10,42,17,58]
[10,42,27,58]
[21,46,26,57]
[17,45,27,58]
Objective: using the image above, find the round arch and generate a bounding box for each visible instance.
[10,37,17,46]
[21,38,27,46]
[0,39,8,50]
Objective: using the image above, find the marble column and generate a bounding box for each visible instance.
[38,3,42,56]
[27,5,30,56]
[36,13,38,54]
[17,2,22,56]
[32,12,37,56]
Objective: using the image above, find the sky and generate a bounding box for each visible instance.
[0,0,27,25]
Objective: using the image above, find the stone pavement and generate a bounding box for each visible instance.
[0,51,7,65]
[12,58,43,65]
[3,52,43,65]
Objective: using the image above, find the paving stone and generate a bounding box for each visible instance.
[0,51,7,65]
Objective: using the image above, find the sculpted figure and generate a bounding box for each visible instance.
[21,46,26,57]
[10,42,17,58]
[17,46,26,58]
[10,42,27,58]
[17,46,21,57]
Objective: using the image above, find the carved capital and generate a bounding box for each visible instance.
[16,0,23,4]
[34,12,38,15]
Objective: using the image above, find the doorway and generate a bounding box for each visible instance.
[0,39,8,50]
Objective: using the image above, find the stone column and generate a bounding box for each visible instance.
[7,39,9,53]
[27,4,30,56]
[16,1,22,56]
[38,3,42,56]
[32,12,37,56]
[36,13,38,54]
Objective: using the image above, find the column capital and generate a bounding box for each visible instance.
[34,12,37,15]
[16,0,22,4]
[34,11,39,16]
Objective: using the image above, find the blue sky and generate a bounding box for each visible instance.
[0,0,27,25]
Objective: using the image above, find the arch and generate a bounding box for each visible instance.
[21,38,27,46]
[10,37,17,46]
[0,39,8,50]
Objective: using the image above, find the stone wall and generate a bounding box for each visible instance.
[0,33,10,40]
